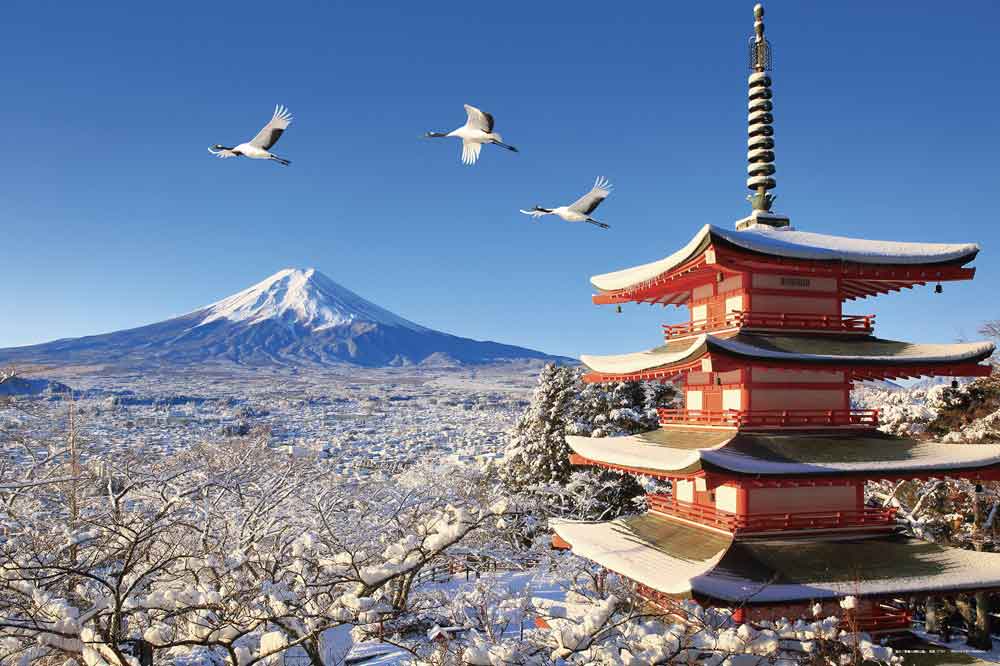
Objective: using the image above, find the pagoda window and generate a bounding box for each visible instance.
[722,388,742,411]
[686,390,703,411]
[748,485,859,514]
[687,371,711,386]
[750,293,839,315]
[675,479,695,503]
[715,485,740,513]
[750,387,847,410]
[719,275,744,293]
[716,370,742,384]
[692,284,715,301]
[751,368,844,383]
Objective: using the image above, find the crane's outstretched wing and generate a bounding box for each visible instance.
[463,104,494,133]
[461,141,482,165]
[519,208,547,218]
[568,177,612,215]
[249,105,293,149]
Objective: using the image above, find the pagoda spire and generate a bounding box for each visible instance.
[738,2,788,230]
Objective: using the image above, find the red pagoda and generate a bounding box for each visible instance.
[552,3,1000,632]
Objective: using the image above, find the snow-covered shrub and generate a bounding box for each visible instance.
[927,372,1000,440]
[411,563,898,666]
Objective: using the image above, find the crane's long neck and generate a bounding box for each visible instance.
[425,131,449,138]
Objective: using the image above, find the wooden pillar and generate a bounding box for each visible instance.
[736,483,749,518]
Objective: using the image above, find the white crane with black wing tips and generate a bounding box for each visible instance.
[520,177,613,229]
[424,104,519,165]
[208,105,293,165]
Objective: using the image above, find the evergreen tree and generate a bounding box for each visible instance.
[571,380,645,437]
[504,368,679,519]
[502,363,579,489]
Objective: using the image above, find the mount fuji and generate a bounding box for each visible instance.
[0,268,567,369]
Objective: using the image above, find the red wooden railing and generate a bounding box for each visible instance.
[634,581,912,633]
[852,609,912,633]
[662,311,875,339]
[646,494,897,534]
[657,408,879,428]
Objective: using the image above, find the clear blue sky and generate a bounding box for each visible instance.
[2,1,998,358]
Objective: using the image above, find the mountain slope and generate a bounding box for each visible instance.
[0,268,567,368]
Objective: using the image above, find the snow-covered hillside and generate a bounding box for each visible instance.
[0,268,568,368]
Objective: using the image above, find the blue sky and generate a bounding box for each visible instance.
[2,1,998,358]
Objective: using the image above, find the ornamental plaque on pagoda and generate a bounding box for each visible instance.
[552,2,1000,633]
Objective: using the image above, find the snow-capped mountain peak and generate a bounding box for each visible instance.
[196,268,426,332]
[0,267,565,368]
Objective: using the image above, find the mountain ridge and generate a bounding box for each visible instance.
[0,268,569,369]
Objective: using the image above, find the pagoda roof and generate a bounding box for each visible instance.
[591,224,980,294]
[552,514,1000,603]
[580,332,994,378]
[567,428,1000,479]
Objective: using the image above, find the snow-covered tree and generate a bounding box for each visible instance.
[0,431,510,666]
[502,364,580,489]
[408,555,897,666]
[502,367,678,523]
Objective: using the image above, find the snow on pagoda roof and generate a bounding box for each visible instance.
[551,515,732,596]
[554,514,1000,603]
[579,333,994,376]
[580,335,708,375]
[713,334,995,365]
[590,224,981,293]
[704,532,1000,603]
[567,429,1000,477]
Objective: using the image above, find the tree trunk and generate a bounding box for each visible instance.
[925,596,940,634]
[966,485,993,650]
[969,592,993,650]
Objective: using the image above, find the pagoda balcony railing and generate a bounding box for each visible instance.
[662,311,875,340]
[657,408,879,428]
[647,495,897,534]
[634,583,910,633]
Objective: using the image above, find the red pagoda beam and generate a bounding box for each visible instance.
[592,258,716,305]
[583,356,705,384]
[594,248,975,305]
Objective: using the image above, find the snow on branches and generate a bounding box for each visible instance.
[0,434,509,666]
[500,364,676,522]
